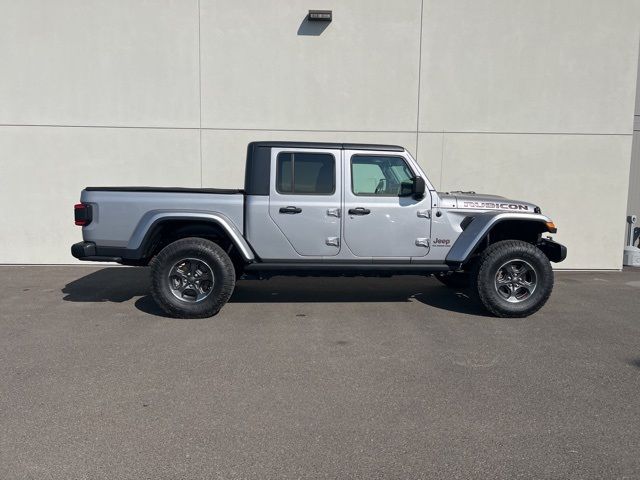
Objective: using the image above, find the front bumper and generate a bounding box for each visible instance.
[538,238,567,263]
[71,241,122,262]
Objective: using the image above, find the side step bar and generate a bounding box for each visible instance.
[244,262,452,276]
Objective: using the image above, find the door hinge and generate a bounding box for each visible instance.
[415,238,430,247]
[417,209,431,219]
[327,208,341,217]
[326,237,340,247]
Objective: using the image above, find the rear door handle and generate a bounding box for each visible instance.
[348,207,371,215]
[279,206,302,214]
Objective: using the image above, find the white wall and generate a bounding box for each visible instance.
[200,0,422,132]
[0,0,639,267]
[0,0,200,127]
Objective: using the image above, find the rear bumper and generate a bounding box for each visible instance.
[71,241,122,262]
[538,238,567,263]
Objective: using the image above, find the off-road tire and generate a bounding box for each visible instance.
[150,237,236,318]
[472,240,553,318]
[435,271,471,289]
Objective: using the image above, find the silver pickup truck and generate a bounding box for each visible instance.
[72,141,566,318]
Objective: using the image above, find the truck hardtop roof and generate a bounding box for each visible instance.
[242,141,404,195]
[248,141,405,152]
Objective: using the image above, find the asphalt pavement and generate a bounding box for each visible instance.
[1,266,640,479]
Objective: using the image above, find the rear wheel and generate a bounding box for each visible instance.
[150,237,236,318]
[472,240,553,318]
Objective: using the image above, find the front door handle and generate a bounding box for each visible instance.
[279,206,302,214]
[348,207,371,216]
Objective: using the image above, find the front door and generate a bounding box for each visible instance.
[268,148,342,256]
[343,150,431,258]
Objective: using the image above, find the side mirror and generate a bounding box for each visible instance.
[412,177,426,199]
[399,177,426,198]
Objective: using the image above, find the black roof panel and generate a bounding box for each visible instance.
[248,141,405,152]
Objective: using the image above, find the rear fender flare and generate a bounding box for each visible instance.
[129,210,255,262]
[445,212,554,265]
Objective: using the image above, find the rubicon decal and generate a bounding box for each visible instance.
[463,201,529,211]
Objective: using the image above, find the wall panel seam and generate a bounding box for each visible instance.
[0,124,633,137]
[414,0,424,162]
[198,0,203,188]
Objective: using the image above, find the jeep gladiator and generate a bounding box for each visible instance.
[72,141,566,318]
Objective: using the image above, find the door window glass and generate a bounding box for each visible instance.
[276,152,335,195]
[351,155,413,196]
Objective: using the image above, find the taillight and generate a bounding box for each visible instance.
[74,203,92,226]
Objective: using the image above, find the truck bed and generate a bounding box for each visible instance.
[79,187,245,252]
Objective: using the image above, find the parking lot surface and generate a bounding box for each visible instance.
[1,266,640,479]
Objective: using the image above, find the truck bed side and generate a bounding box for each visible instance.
[80,189,245,252]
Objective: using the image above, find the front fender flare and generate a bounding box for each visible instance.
[129,210,255,262]
[445,212,554,265]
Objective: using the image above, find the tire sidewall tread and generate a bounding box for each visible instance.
[472,240,553,318]
[150,237,236,318]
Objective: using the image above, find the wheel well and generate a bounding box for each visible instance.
[470,220,549,258]
[139,219,246,269]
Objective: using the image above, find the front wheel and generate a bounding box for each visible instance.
[150,237,236,318]
[472,240,553,318]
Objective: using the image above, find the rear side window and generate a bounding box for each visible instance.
[276,152,335,195]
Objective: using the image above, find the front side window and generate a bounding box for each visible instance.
[351,155,413,196]
[276,152,335,195]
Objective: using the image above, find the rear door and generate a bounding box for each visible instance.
[343,150,431,258]
[268,147,342,256]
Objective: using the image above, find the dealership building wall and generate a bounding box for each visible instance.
[1,0,639,269]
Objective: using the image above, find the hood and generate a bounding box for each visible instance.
[438,191,539,213]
